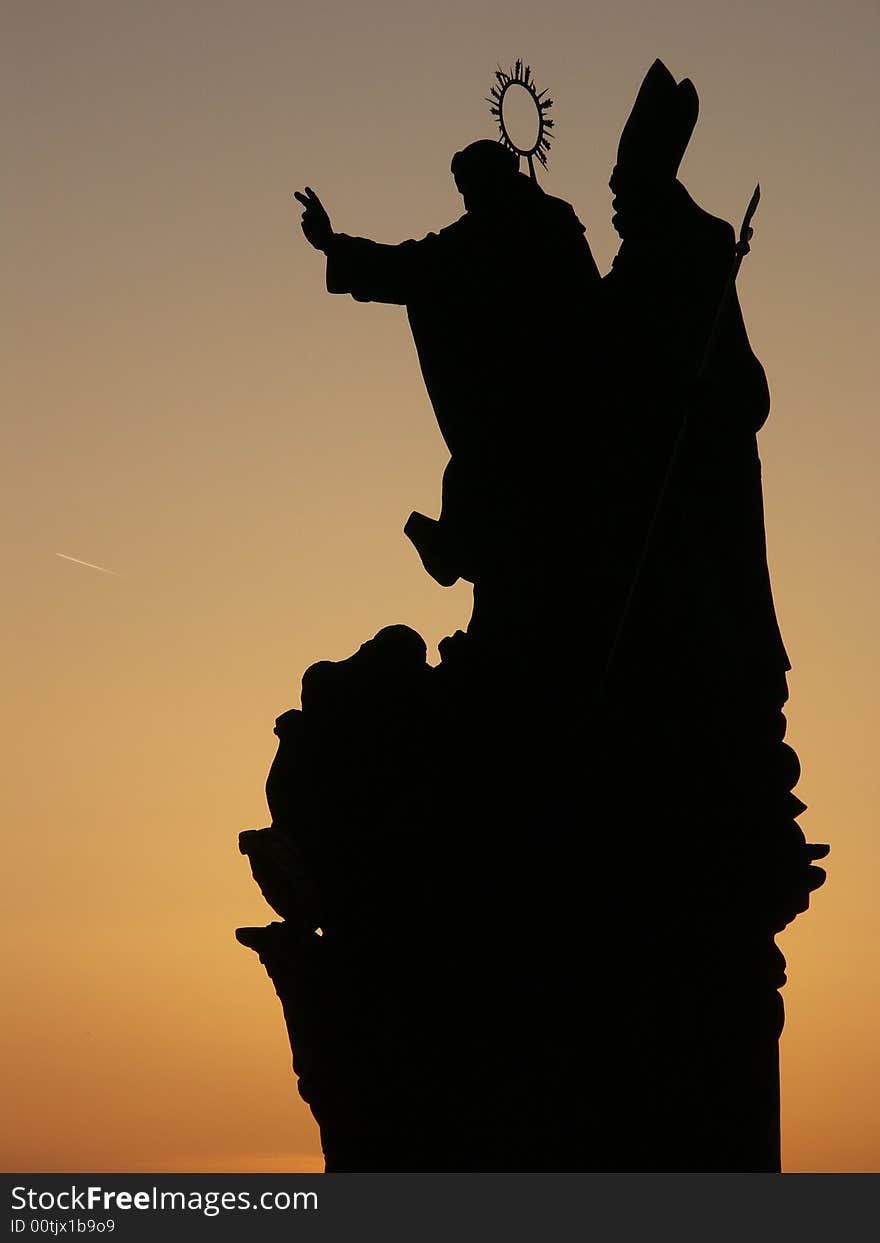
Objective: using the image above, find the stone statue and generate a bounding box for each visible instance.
[238,59,827,1172]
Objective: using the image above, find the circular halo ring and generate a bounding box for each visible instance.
[487,60,555,173]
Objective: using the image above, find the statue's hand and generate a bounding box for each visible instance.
[294,186,334,251]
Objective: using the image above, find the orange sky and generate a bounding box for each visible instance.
[3,0,878,1172]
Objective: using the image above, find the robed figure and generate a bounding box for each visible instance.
[298,138,604,650]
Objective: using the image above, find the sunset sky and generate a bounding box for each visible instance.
[3,0,878,1172]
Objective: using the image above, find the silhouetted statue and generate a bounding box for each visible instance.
[239,59,827,1172]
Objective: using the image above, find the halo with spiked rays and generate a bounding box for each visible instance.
[488,60,554,178]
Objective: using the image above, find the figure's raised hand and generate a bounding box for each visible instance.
[294,186,334,251]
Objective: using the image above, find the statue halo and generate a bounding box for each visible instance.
[488,60,555,179]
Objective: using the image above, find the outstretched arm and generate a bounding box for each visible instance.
[293,184,442,305]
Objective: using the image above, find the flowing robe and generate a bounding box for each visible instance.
[323,173,602,598]
[600,178,790,702]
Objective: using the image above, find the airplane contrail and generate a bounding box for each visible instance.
[56,552,120,576]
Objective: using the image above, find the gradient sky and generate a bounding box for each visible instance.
[3,0,878,1172]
